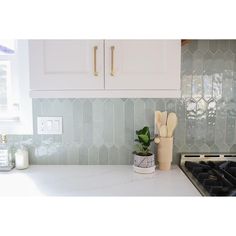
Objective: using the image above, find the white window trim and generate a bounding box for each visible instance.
[0,40,33,134]
[0,60,11,115]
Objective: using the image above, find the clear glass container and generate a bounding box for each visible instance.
[0,134,14,170]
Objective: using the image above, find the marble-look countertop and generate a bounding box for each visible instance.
[0,165,201,196]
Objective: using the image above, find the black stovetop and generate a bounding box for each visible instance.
[184,160,236,196]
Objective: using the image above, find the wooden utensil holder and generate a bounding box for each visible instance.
[157,137,173,170]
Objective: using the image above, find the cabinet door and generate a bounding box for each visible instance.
[29,40,104,90]
[105,40,180,90]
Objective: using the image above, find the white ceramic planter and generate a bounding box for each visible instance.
[133,154,155,174]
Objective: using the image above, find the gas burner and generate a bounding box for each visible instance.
[180,153,236,196]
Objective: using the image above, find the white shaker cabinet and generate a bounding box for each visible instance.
[29,40,104,90]
[29,40,181,98]
[105,40,181,90]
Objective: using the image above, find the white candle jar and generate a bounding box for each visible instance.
[15,146,29,170]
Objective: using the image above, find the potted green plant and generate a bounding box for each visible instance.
[133,126,155,174]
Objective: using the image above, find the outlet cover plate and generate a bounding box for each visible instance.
[37,117,63,134]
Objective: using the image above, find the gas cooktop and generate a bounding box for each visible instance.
[180,153,236,196]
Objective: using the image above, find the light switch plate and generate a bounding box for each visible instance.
[37,117,63,134]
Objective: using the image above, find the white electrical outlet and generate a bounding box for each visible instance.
[37,117,63,134]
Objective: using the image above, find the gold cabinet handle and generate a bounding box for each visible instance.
[110,46,115,76]
[93,46,98,76]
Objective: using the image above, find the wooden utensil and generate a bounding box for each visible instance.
[167,113,178,137]
[160,125,168,138]
[161,111,167,126]
[155,111,162,135]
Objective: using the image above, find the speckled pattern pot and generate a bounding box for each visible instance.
[134,154,155,168]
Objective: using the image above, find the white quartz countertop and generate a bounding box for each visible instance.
[0,165,201,196]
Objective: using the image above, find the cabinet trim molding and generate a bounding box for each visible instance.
[30,90,181,98]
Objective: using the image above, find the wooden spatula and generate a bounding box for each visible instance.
[167,113,178,137]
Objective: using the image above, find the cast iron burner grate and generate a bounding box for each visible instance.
[184,161,236,196]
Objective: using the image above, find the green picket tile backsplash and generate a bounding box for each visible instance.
[8,40,236,164]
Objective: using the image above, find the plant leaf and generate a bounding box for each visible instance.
[138,134,149,143]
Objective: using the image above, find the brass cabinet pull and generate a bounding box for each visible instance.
[93,46,98,76]
[110,46,115,76]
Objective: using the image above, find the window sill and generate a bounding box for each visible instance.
[0,115,20,122]
[0,118,33,135]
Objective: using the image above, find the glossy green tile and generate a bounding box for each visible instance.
[218,40,229,52]
[181,75,192,98]
[155,98,165,111]
[230,144,236,152]
[108,146,119,165]
[206,99,216,146]
[99,145,108,164]
[224,50,234,70]
[212,74,223,100]
[92,99,104,146]
[55,99,73,144]
[186,99,197,145]
[83,100,93,145]
[114,99,125,146]
[165,99,176,113]
[193,50,204,74]
[204,51,214,74]
[144,99,155,133]
[222,78,233,102]
[134,99,145,131]
[210,144,219,152]
[67,144,79,164]
[192,75,203,100]
[188,40,198,53]
[215,99,226,147]
[125,99,134,145]
[225,114,235,146]
[203,74,212,101]
[88,146,99,165]
[174,120,185,148]
[56,146,67,164]
[225,101,236,146]
[230,40,236,53]
[176,99,186,121]
[103,100,114,147]
[209,41,219,53]
[119,145,131,165]
[73,100,83,143]
[182,50,193,75]
[213,50,224,73]
[199,144,210,152]
[79,145,88,165]
[198,40,209,53]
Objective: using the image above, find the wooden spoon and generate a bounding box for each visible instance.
[155,111,162,135]
[160,125,168,138]
[167,113,178,137]
[161,111,167,126]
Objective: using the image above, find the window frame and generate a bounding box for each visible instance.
[0,60,12,115]
[0,40,33,134]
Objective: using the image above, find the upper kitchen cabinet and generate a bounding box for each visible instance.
[105,40,181,91]
[29,40,104,90]
[29,40,181,98]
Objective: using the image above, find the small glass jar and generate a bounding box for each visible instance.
[0,134,14,170]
